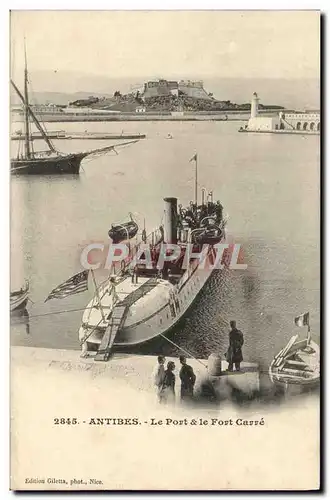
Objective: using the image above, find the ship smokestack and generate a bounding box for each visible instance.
[163,197,178,244]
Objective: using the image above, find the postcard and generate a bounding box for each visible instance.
[10,10,320,491]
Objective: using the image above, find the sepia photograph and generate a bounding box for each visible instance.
[9,9,320,491]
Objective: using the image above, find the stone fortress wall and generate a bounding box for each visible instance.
[143,79,212,100]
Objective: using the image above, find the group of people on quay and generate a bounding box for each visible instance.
[153,355,196,405]
[153,321,244,405]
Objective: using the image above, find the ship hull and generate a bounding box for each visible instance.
[79,253,215,349]
[115,265,211,346]
[10,286,29,314]
[269,339,320,388]
[11,154,84,175]
[10,297,28,314]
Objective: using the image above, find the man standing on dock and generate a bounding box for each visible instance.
[179,356,196,402]
[227,320,244,372]
[153,356,166,402]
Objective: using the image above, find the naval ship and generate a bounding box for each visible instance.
[79,191,227,361]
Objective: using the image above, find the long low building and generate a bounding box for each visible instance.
[281,111,320,132]
[244,93,320,133]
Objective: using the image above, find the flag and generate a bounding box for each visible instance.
[45,270,89,302]
[294,312,309,327]
[189,153,197,162]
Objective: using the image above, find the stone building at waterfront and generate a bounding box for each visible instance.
[246,93,320,133]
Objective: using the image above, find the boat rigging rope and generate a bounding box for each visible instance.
[79,317,104,346]
[158,332,207,369]
[29,78,57,153]
[17,137,22,158]
[13,305,96,320]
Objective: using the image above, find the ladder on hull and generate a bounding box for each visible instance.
[95,305,129,361]
[94,277,158,362]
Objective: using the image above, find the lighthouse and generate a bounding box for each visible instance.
[251,92,259,118]
[243,90,281,132]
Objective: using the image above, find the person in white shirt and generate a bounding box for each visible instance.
[153,355,166,402]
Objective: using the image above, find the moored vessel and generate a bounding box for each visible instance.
[10,281,29,313]
[11,44,140,175]
[269,313,319,389]
[79,180,228,360]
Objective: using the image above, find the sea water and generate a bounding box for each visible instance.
[10,119,320,372]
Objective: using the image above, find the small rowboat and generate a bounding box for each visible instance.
[10,281,29,313]
[269,332,320,388]
[108,213,138,243]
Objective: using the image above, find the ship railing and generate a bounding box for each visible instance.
[188,228,200,244]
[32,150,56,157]
[85,272,122,324]
[220,213,229,230]
[108,226,164,278]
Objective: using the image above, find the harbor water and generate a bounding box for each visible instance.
[10,119,320,375]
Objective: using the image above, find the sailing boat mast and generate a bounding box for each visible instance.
[194,154,198,209]
[23,41,31,159]
[11,80,58,154]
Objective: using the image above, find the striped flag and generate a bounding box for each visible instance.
[189,153,197,162]
[294,312,310,327]
[45,270,89,302]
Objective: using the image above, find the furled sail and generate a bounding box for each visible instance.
[11,79,57,154]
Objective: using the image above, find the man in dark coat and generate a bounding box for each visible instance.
[227,320,244,372]
[179,356,196,401]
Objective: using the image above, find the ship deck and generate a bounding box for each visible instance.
[84,276,172,328]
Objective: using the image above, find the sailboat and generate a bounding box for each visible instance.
[10,46,139,175]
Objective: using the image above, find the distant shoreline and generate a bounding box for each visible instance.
[12,110,278,123]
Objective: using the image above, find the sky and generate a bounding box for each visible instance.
[10,10,320,90]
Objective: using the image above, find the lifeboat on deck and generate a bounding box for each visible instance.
[108,213,138,243]
[191,225,224,245]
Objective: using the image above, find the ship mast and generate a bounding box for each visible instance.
[189,153,198,210]
[11,80,58,155]
[194,154,198,208]
[23,40,31,159]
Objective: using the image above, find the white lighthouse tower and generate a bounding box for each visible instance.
[243,90,281,133]
[251,92,259,118]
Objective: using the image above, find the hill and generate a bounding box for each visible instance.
[65,79,285,113]
[10,73,320,111]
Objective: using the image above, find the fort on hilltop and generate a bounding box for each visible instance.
[68,78,285,113]
[11,80,289,122]
[142,79,213,100]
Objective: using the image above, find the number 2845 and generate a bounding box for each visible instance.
[54,418,78,425]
